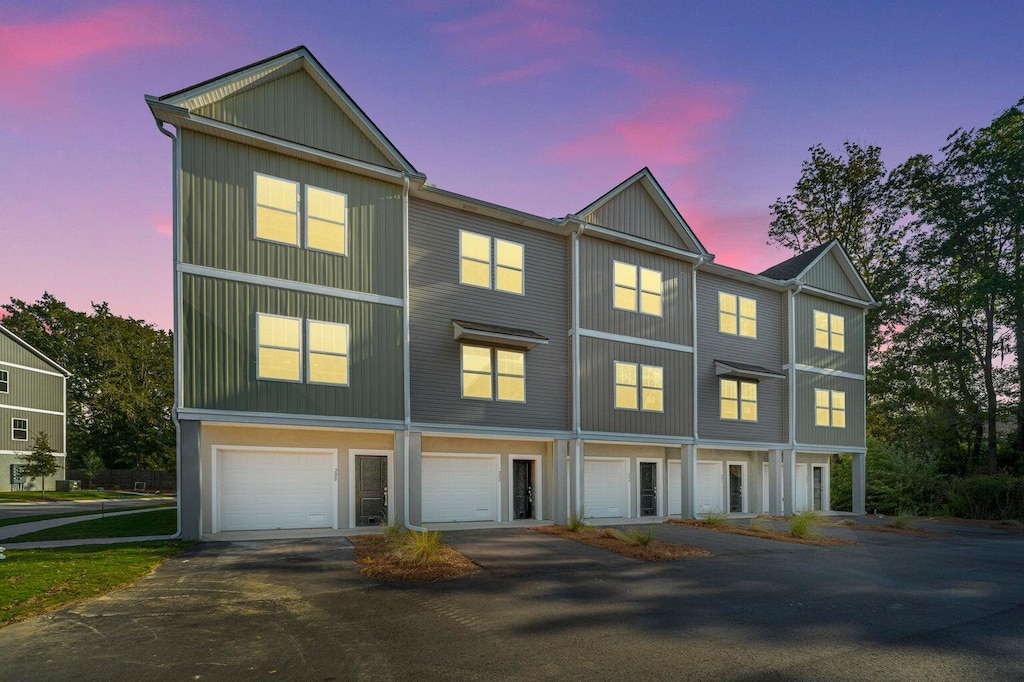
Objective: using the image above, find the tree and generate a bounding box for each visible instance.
[20,432,59,496]
[768,142,913,354]
[78,450,106,489]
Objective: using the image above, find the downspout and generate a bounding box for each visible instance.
[157,120,183,540]
[571,222,584,519]
[691,255,706,445]
[786,281,803,450]
[401,176,425,531]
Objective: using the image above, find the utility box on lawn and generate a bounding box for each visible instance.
[56,480,81,492]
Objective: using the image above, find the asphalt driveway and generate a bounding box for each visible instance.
[0,521,1021,681]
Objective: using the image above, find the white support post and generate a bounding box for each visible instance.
[768,449,783,517]
[681,444,697,519]
[852,452,866,515]
[783,449,797,517]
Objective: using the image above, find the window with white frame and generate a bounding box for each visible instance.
[307,320,350,385]
[719,292,756,338]
[461,345,525,401]
[305,186,347,255]
[0,369,8,393]
[257,314,302,382]
[255,173,300,245]
[813,310,845,352]
[255,173,348,255]
[613,261,662,316]
[720,378,757,421]
[815,389,846,427]
[614,361,663,411]
[12,418,28,441]
[459,231,524,294]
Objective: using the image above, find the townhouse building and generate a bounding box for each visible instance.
[147,48,873,540]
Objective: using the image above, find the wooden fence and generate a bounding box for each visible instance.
[67,468,176,492]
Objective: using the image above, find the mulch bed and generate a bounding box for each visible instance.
[533,525,711,561]
[665,519,856,547]
[831,522,950,538]
[351,535,480,583]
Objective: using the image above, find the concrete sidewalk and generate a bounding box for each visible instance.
[0,507,176,542]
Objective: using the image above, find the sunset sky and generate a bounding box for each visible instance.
[1,1,1021,330]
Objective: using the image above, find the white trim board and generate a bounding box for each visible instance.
[0,404,64,416]
[0,361,66,378]
[786,363,865,381]
[576,328,693,354]
[348,449,395,529]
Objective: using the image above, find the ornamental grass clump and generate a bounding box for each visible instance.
[567,515,587,532]
[890,508,915,530]
[700,512,729,526]
[627,526,656,546]
[788,510,824,538]
[397,529,444,565]
[601,527,631,543]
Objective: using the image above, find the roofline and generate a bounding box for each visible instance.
[700,261,789,291]
[411,182,573,236]
[158,45,308,101]
[0,325,70,376]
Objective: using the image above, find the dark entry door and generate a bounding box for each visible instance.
[639,462,657,516]
[513,459,533,519]
[356,455,387,526]
[728,464,743,513]
[812,466,823,511]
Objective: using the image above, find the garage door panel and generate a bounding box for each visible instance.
[217,450,334,532]
[696,461,723,514]
[422,455,498,523]
[668,460,681,515]
[584,458,629,519]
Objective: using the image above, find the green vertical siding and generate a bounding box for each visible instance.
[182,273,403,420]
[794,294,865,374]
[180,130,404,298]
[0,412,64,453]
[195,69,397,169]
[0,365,63,412]
[0,333,61,373]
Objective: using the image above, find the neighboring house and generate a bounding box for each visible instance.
[147,47,876,540]
[0,325,69,491]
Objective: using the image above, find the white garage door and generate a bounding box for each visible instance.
[422,455,499,523]
[696,461,724,514]
[668,460,681,515]
[216,449,335,532]
[584,458,629,518]
[762,462,810,512]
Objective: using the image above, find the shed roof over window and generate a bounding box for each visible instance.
[452,319,548,350]
[714,359,785,381]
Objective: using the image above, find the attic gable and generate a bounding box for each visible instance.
[0,326,70,376]
[761,240,875,303]
[156,47,415,174]
[577,169,708,254]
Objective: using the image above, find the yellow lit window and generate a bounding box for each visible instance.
[495,239,524,294]
[613,262,638,312]
[255,174,299,245]
[641,365,664,412]
[460,231,491,288]
[614,361,639,410]
[814,310,845,352]
[721,379,757,421]
[496,349,525,401]
[257,314,302,381]
[306,186,347,255]
[816,389,846,427]
[307,320,349,385]
[640,267,663,316]
[461,345,493,399]
[614,262,661,316]
[720,293,756,337]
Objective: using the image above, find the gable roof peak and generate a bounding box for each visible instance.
[759,240,836,280]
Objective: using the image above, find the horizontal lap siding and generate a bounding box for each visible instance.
[181,131,403,298]
[580,336,692,436]
[182,274,403,420]
[795,295,865,374]
[408,200,569,430]
[796,373,865,448]
[579,236,691,346]
[0,366,63,413]
[695,271,785,443]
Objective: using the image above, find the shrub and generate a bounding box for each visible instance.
[627,526,656,546]
[890,507,916,529]
[567,515,587,532]
[384,522,404,545]
[789,510,823,538]
[700,512,728,526]
[943,475,1024,520]
[398,530,444,565]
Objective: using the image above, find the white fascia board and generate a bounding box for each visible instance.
[577,328,693,354]
[799,285,878,309]
[695,440,787,451]
[179,408,404,431]
[793,443,867,455]
[0,404,64,416]
[411,421,572,440]
[581,223,707,263]
[0,327,70,376]
[158,51,303,109]
[580,431,695,446]
[700,262,789,291]
[412,185,571,236]
[0,360,66,378]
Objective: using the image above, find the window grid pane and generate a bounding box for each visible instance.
[258,314,302,381]
[720,379,738,420]
[307,321,349,385]
[640,364,663,412]
[496,266,524,294]
[615,361,639,410]
[614,286,638,311]
[496,350,526,402]
[0,369,8,393]
[462,345,493,400]
[12,418,28,440]
[720,293,738,334]
[613,262,638,312]
[255,175,299,245]
[461,232,491,288]
[739,297,756,338]
[740,381,757,422]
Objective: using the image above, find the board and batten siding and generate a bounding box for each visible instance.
[180,130,403,298]
[579,336,692,437]
[578,235,692,346]
[582,182,690,249]
[803,251,860,299]
[0,365,63,414]
[695,271,786,443]
[181,273,403,420]
[408,199,570,431]
[0,412,64,453]
[794,294,865,374]
[194,69,397,169]
[795,373,865,448]
[0,334,59,374]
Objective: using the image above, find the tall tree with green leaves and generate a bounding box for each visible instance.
[19,432,59,496]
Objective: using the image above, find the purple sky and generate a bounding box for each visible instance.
[2,1,1021,330]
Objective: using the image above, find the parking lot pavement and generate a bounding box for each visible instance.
[0,524,1021,681]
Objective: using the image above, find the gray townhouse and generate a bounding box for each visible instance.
[146,47,873,540]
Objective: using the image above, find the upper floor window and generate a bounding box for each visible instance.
[257,314,302,382]
[815,389,846,428]
[0,369,8,393]
[719,293,756,338]
[814,311,845,352]
[461,345,525,401]
[614,361,664,412]
[459,231,524,294]
[12,418,28,441]
[307,320,350,386]
[613,262,662,316]
[720,378,757,421]
[255,173,348,256]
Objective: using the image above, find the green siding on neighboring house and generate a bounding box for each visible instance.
[795,373,865,448]
[0,332,60,373]
[803,251,861,299]
[0,412,64,453]
[0,365,63,413]
[195,69,397,169]
[181,273,403,420]
[794,295,866,374]
[180,130,404,298]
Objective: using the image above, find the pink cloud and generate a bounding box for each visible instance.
[152,220,172,237]
[433,0,595,52]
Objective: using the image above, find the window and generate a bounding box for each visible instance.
[614,361,663,411]
[495,239,524,294]
[813,311,845,352]
[306,186,347,255]
[719,293,756,338]
[815,389,846,428]
[0,369,7,393]
[257,314,302,382]
[720,379,757,422]
[460,231,525,294]
[255,173,299,245]
[307,320,349,385]
[461,345,525,401]
[613,262,662,316]
[12,418,28,441]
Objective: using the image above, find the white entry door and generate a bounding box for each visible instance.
[584,458,630,518]
[794,463,810,512]
[421,455,499,523]
[696,461,724,514]
[668,460,681,515]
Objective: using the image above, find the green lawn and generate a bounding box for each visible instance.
[0,503,175,528]
[4,509,178,543]
[0,541,192,626]
[0,491,148,502]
